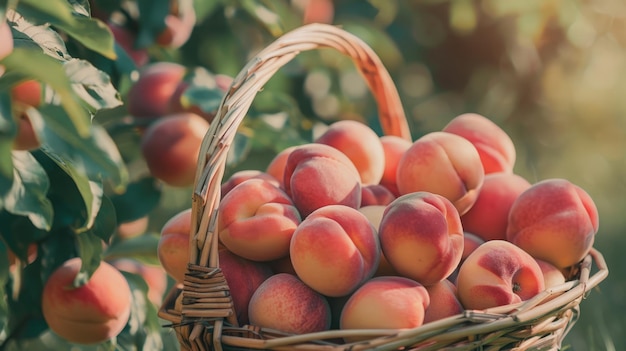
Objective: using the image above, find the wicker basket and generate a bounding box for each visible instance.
[158,23,609,351]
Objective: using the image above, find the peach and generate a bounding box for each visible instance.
[126,62,186,118]
[219,248,273,325]
[448,232,485,284]
[265,146,297,188]
[41,258,132,344]
[220,170,279,198]
[314,120,385,185]
[340,276,429,336]
[302,0,335,24]
[158,208,192,283]
[442,113,516,174]
[167,73,231,123]
[396,131,484,215]
[108,22,149,68]
[218,178,301,261]
[360,184,396,207]
[140,112,210,187]
[379,192,464,286]
[109,258,167,306]
[0,20,13,61]
[535,258,566,289]
[461,173,531,241]
[379,135,412,196]
[358,205,398,277]
[289,205,379,297]
[13,113,40,150]
[506,178,599,269]
[155,0,196,49]
[115,216,149,240]
[283,143,361,217]
[423,279,463,324]
[11,80,43,108]
[248,273,331,334]
[456,240,545,310]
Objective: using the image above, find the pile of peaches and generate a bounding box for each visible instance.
[158,113,599,336]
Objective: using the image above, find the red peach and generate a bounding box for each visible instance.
[358,205,398,277]
[11,80,42,108]
[456,240,545,310]
[360,184,396,207]
[379,135,412,196]
[156,0,196,49]
[448,232,485,284]
[218,178,301,261]
[379,192,464,286]
[248,273,331,334]
[423,279,463,324]
[283,143,361,217]
[109,258,167,306]
[461,173,531,241]
[535,258,566,289]
[506,178,599,269]
[127,62,186,118]
[289,205,379,297]
[396,131,484,215]
[315,120,385,185]
[265,146,297,188]
[0,20,13,61]
[13,113,40,151]
[140,112,210,187]
[116,216,149,240]
[158,208,192,283]
[41,258,132,344]
[108,23,149,68]
[340,276,430,337]
[302,0,335,24]
[442,113,516,174]
[220,170,279,198]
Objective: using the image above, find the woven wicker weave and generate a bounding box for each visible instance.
[158,23,609,351]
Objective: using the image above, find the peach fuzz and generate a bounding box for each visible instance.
[396,131,484,215]
[358,205,398,277]
[456,240,545,310]
[340,276,429,338]
[423,279,463,324]
[461,173,531,241]
[535,258,566,289]
[314,120,385,185]
[360,184,396,207]
[265,146,297,188]
[378,192,464,286]
[283,143,361,217]
[506,178,599,269]
[219,248,273,325]
[379,135,412,196]
[248,273,331,334]
[218,178,301,261]
[41,258,132,345]
[220,169,279,198]
[158,208,192,283]
[126,62,186,118]
[442,113,516,174]
[116,216,149,240]
[289,205,379,297]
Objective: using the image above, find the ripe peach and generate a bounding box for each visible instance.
[11,80,42,108]
[248,273,331,334]
[442,113,516,174]
[0,20,13,61]
[396,131,484,215]
[506,178,599,269]
[302,0,335,24]
[379,135,412,196]
[448,232,485,284]
[289,205,379,297]
[126,62,186,118]
[218,178,301,261]
[108,22,149,68]
[535,258,566,289]
[379,192,464,286]
[456,240,545,310]
[140,112,210,187]
[423,279,463,324]
[283,143,361,217]
[460,173,531,241]
[220,170,279,198]
[314,120,385,185]
[219,248,273,325]
[265,146,297,188]
[109,258,167,306]
[358,205,397,277]
[13,113,40,151]
[158,208,192,283]
[340,276,429,337]
[156,0,196,49]
[41,258,132,345]
[115,216,149,240]
[360,184,396,207]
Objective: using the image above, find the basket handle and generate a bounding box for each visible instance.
[188,23,411,272]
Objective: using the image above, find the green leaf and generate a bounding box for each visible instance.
[0,48,92,137]
[16,0,117,59]
[238,0,286,37]
[38,227,77,283]
[179,67,228,117]
[64,58,123,113]
[2,151,53,231]
[7,10,71,61]
[3,330,117,351]
[89,194,117,243]
[226,131,252,168]
[135,0,171,48]
[0,210,48,260]
[32,105,128,191]
[109,177,162,224]
[0,91,15,194]
[74,230,104,286]
[104,234,160,266]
